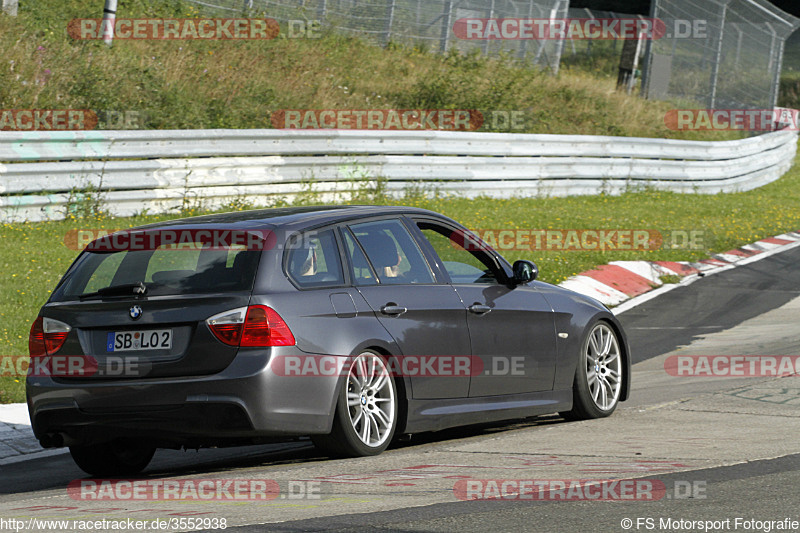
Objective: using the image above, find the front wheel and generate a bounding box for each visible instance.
[560,321,624,421]
[312,351,398,457]
[69,440,155,476]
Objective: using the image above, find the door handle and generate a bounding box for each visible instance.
[468,303,492,315]
[381,304,408,316]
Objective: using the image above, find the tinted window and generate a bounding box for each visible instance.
[348,219,434,285]
[52,244,260,301]
[417,222,502,285]
[342,229,378,286]
[286,229,345,288]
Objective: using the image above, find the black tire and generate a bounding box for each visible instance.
[312,351,398,458]
[69,440,155,476]
[560,321,624,421]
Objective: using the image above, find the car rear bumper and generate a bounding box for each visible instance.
[26,347,342,447]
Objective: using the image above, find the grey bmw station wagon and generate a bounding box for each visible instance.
[27,206,630,475]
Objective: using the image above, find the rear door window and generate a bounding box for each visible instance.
[347,219,435,285]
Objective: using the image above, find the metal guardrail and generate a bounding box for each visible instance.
[0,128,797,222]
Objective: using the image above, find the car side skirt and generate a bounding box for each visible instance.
[402,389,572,433]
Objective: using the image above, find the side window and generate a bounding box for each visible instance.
[286,229,345,288]
[342,229,378,286]
[417,222,502,285]
[348,219,435,285]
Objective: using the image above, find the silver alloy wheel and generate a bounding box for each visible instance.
[585,323,622,411]
[346,353,396,448]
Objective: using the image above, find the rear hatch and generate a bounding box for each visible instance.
[40,226,267,380]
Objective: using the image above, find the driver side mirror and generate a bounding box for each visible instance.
[512,260,538,285]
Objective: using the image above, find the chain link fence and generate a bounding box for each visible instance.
[641,0,800,110]
[187,0,569,73]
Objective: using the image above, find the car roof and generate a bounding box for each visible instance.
[131,205,453,231]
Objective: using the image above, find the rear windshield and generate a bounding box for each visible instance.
[50,243,261,302]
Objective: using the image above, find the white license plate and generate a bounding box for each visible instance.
[107,330,172,352]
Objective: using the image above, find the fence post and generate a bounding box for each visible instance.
[708,2,729,109]
[1,0,18,16]
[440,0,452,53]
[102,0,118,47]
[734,25,743,70]
[639,0,659,98]
[550,0,566,74]
[518,1,536,60]
[382,0,395,47]
[317,0,327,22]
[768,25,783,109]
[482,0,496,56]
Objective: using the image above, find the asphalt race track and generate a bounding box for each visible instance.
[1,246,800,532]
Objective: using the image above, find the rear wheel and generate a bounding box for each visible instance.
[560,321,624,421]
[312,351,398,457]
[69,440,155,476]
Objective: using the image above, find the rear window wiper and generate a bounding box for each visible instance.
[79,281,147,301]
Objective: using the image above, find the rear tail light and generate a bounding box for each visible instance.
[206,305,295,347]
[29,317,72,357]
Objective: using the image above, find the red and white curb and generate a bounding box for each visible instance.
[558,232,800,314]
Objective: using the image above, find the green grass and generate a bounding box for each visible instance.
[2,152,800,403]
[0,0,740,140]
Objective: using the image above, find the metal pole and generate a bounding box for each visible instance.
[766,23,777,75]
[317,0,328,22]
[585,8,593,57]
[769,28,784,109]
[482,0,496,56]
[551,0,566,74]
[734,25,743,70]
[708,3,728,109]
[639,0,659,99]
[382,0,395,47]
[102,0,118,47]
[440,0,452,53]
[518,1,535,60]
